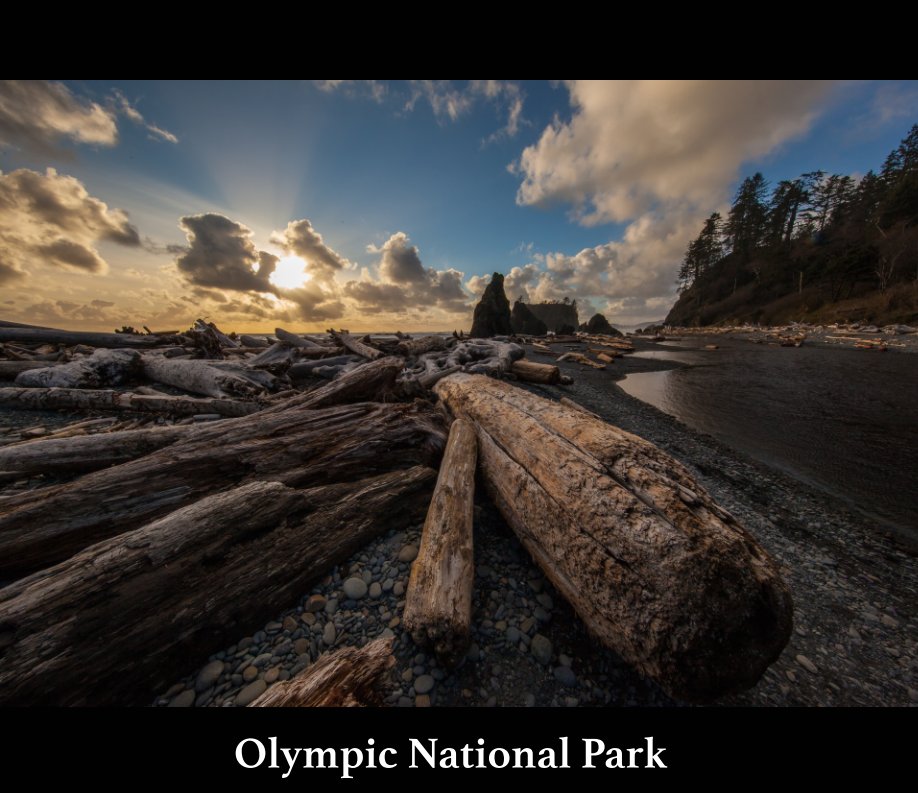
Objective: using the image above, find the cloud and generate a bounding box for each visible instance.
[0,168,141,284]
[0,80,118,153]
[314,80,387,103]
[174,213,278,294]
[270,218,351,280]
[374,231,425,283]
[406,80,527,142]
[507,80,837,323]
[113,89,179,144]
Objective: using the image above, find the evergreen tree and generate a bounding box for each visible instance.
[725,173,769,259]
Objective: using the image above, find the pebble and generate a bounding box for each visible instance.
[323,622,337,646]
[235,680,267,706]
[393,582,405,597]
[523,693,536,707]
[881,614,899,629]
[242,666,258,683]
[795,654,818,674]
[325,599,339,616]
[554,666,577,687]
[301,612,316,626]
[530,634,552,665]
[414,675,435,694]
[283,616,298,632]
[369,582,382,598]
[294,638,309,656]
[398,545,418,563]
[264,667,280,684]
[304,595,327,613]
[168,690,195,708]
[195,660,224,693]
[559,654,572,668]
[265,621,283,634]
[343,577,368,600]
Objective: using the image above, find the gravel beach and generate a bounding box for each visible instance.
[152,338,918,708]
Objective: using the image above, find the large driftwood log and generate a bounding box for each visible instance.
[510,359,561,384]
[0,400,445,579]
[403,419,476,665]
[0,426,192,474]
[274,328,327,350]
[395,335,448,357]
[0,327,161,347]
[0,361,45,379]
[141,356,266,398]
[288,356,360,380]
[274,356,405,411]
[251,638,395,707]
[0,387,259,417]
[0,470,434,706]
[14,349,141,389]
[434,374,793,702]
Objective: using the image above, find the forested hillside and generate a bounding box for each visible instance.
[666,125,918,326]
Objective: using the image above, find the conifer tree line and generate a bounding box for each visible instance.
[675,124,918,310]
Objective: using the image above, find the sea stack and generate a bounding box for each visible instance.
[470,273,512,338]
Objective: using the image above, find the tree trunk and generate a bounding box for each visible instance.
[510,359,561,384]
[433,374,793,702]
[0,399,446,580]
[0,387,259,417]
[14,349,142,389]
[403,419,476,665]
[0,327,161,347]
[395,335,448,356]
[0,426,192,474]
[0,469,435,706]
[250,638,395,707]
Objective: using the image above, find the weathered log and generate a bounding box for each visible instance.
[0,387,258,417]
[0,469,435,706]
[14,348,142,389]
[274,327,327,349]
[403,419,476,665]
[141,356,266,398]
[275,356,405,411]
[251,638,395,707]
[239,334,270,348]
[329,330,382,360]
[288,356,360,380]
[434,374,792,702]
[0,400,445,579]
[558,396,601,420]
[0,361,46,379]
[510,360,561,385]
[0,426,192,474]
[247,342,300,368]
[0,327,160,347]
[395,335,448,357]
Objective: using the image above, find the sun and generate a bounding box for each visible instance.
[270,255,311,290]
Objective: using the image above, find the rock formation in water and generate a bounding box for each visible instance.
[584,313,622,336]
[511,300,548,336]
[470,273,512,338]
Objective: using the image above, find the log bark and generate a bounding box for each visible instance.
[395,335,448,356]
[0,469,435,706]
[510,360,561,385]
[250,638,395,707]
[274,328,327,349]
[329,330,382,360]
[0,400,445,580]
[239,334,269,348]
[274,356,405,411]
[0,387,259,417]
[0,426,192,474]
[14,349,142,389]
[141,356,266,398]
[434,374,793,702]
[0,361,46,379]
[288,356,359,379]
[0,327,160,347]
[403,419,476,665]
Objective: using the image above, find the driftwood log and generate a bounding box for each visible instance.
[403,419,477,665]
[141,356,267,398]
[250,638,395,707]
[0,327,161,348]
[0,399,446,580]
[510,360,561,384]
[14,349,141,389]
[434,374,793,702]
[0,388,259,417]
[0,471,434,706]
[328,330,383,360]
[0,361,46,379]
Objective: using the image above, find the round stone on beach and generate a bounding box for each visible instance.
[414,675,435,694]
[242,665,258,683]
[168,689,195,708]
[343,577,368,600]
[369,582,382,598]
[195,660,224,693]
[398,544,418,563]
[530,634,552,665]
[323,622,337,646]
[304,594,327,613]
[235,680,266,706]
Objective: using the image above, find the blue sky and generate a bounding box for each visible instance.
[1,80,916,331]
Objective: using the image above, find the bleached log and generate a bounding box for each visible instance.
[403,419,476,665]
[434,374,793,702]
[141,356,266,398]
[288,356,360,379]
[251,638,395,707]
[276,356,405,411]
[0,470,435,706]
[240,334,270,348]
[328,330,383,360]
[0,387,258,417]
[14,349,142,389]
[0,327,160,347]
[396,335,449,356]
[274,328,327,349]
[0,399,445,579]
[510,360,561,384]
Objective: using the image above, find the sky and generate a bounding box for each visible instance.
[1,79,917,332]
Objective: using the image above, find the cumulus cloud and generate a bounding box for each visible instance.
[507,80,837,323]
[113,89,178,144]
[403,81,526,141]
[0,80,118,153]
[174,214,278,294]
[0,168,141,284]
[270,218,351,280]
[314,80,387,103]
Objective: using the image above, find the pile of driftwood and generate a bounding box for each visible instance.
[0,318,792,706]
